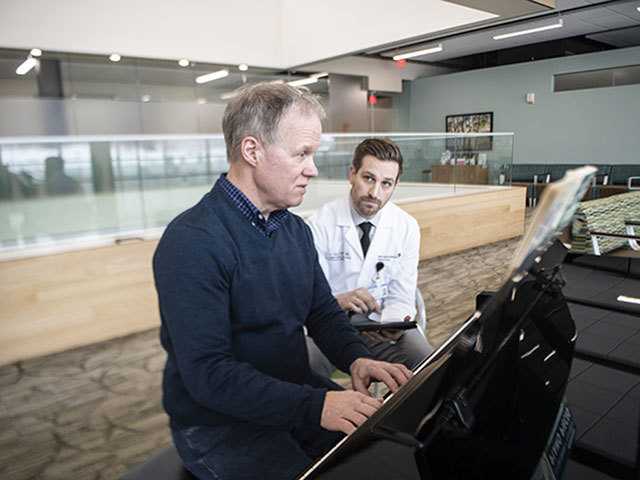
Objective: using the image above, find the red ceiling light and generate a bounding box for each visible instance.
[395,59,407,69]
[368,93,378,106]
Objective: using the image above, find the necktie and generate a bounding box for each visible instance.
[359,221,373,257]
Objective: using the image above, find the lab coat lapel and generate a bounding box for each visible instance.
[336,197,363,262]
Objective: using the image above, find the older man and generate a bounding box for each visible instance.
[153,83,411,480]
[307,138,433,378]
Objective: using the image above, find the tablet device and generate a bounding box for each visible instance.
[349,313,417,332]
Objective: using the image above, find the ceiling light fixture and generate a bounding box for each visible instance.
[30,48,42,57]
[220,91,239,100]
[392,43,443,61]
[286,72,328,87]
[238,63,248,71]
[178,58,190,67]
[16,57,38,75]
[493,19,563,40]
[287,76,318,87]
[109,53,121,62]
[141,94,151,102]
[195,69,229,84]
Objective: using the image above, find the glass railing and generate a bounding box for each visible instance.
[0,132,514,257]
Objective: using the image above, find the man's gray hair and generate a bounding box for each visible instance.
[222,81,326,161]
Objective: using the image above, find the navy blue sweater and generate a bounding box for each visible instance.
[153,181,371,430]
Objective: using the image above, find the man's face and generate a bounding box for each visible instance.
[255,107,321,211]
[348,154,399,218]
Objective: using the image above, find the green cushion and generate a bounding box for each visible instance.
[571,191,640,254]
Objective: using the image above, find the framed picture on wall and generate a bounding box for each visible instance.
[445,111,493,151]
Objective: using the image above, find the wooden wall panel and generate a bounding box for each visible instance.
[400,187,526,259]
[0,241,160,366]
[0,187,526,365]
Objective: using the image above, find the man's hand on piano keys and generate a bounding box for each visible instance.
[320,390,382,434]
[349,358,412,396]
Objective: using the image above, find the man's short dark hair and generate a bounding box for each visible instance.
[352,138,403,178]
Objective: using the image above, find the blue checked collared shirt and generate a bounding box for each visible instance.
[218,174,289,237]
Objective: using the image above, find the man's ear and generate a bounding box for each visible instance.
[239,136,263,167]
[348,166,356,183]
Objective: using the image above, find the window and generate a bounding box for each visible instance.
[554,65,640,92]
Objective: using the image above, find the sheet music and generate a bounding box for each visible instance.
[507,166,596,281]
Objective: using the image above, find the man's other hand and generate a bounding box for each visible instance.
[335,288,379,314]
[349,358,412,396]
[320,390,382,435]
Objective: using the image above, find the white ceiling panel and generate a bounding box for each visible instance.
[0,0,501,69]
[282,0,497,67]
[605,1,640,15]
[380,0,640,62]
[556,0,592,7]
[588,25,640,46]
[578,14,638,29]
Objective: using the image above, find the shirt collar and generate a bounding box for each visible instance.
[217,174,289,236]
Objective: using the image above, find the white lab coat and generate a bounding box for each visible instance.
[307,196,421,323]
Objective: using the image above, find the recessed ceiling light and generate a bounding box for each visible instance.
[195,69,229,84]
[109,53,121,62]
[238,63,248,71]
[178,58,190,67]
[16,57,38,75]
[30,48,42,57]
[493,19,563,40]
[392,44,443,61]
[141,94,151,102]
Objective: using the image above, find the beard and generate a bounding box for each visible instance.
[356,196,382,216]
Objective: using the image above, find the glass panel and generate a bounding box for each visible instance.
[0,55,39,97]
[137,65,197,102]
[0,49,332,137]
[62,58,141,101]
[0,132,514,256]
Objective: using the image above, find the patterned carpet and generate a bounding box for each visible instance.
[0,235,525,479]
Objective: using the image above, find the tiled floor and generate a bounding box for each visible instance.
[570,302,640,369]
[566,359,640,468]
[562,262,640,316]
[565,459,618,480]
